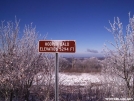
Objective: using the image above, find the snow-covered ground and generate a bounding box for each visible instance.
[33,73,131,86]
[33,72,126,86]
[58,73,103,86]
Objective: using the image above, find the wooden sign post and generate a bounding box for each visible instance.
[39,40,76,101]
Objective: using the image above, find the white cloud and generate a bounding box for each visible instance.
[87,49,98,53]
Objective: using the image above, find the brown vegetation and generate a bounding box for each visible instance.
[59,57,102,73]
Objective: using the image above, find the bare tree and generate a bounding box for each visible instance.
[102,13,134,98]
[0,18,49,101]
[32,53,55,101]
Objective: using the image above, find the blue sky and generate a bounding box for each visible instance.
[0,0,134,57]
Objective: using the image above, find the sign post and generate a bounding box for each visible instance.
[39,40,76,101]
[55,52,58,101]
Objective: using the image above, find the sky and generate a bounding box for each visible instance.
[0,0,134,57]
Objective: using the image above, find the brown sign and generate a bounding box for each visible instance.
[39,40,76,53]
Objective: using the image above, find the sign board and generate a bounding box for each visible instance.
[39,40,76,53]
[38,40,76,101]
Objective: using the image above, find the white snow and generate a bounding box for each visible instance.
[58,73,103,86]
[33,72,105,86]
[33,72,129,87]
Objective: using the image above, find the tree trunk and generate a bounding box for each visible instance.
[25,88,30,101]
[132,74,134,100]
[10,90,13,101]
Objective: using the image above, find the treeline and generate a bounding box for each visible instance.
[59,57,102,73]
